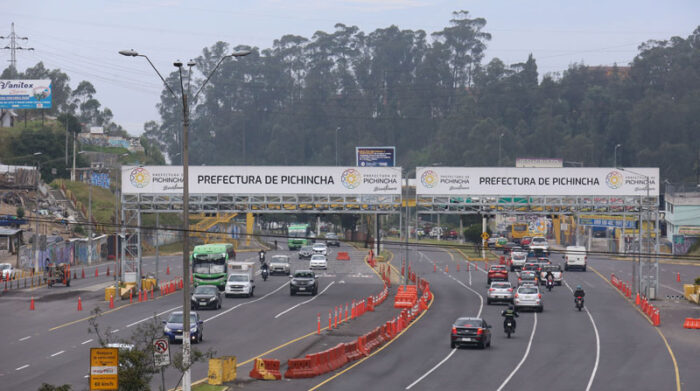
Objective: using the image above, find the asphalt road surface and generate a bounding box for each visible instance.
[0,241,697,391]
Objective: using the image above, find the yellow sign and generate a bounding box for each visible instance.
[481,232,490,240]
[90,348,118,390]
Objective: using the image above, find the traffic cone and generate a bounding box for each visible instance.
[433,264,436,272]
[345,303,349,322]
[30,297,35,311]
[106,266,110,276]
[334,307,338,328]
[77,297,83,311]
[150,288,154,300]
[81,268,85,279]
[328,311,332,330]
[129,289,133,304]
[317,313,321,335]
[143,290,147,302]
[635,293,640,306]
[676,272,680,283]
[109,295,114,309]
[166,265,170,275]
[445,265,449,273]
[95,268,98,277]
[457,264,460,272]
[138,290,142,302]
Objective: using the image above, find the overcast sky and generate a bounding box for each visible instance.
[3,0,699,136]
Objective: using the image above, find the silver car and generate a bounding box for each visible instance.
[514,285,543,312]
[312,242,328,256]
[487,281,514,305]
[268,255,290,275]
[518,270,539,287]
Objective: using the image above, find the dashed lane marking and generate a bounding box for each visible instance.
[15,365,29,371]
[19,336,30,342]
[81,339,92,345]
[496,312,538,391]
[126,306,181,328]
[274,281,335,319]
[50,351,64,357]
[563,280,600,391]
[204,280,289,323]
[406,349,457,390]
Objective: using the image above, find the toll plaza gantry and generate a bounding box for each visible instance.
[414,166,662,299]
[119,166,403,288]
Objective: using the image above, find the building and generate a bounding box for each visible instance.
[665,186,700,254]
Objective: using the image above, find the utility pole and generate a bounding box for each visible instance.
[88,170,93,266]
[0,23,34,69]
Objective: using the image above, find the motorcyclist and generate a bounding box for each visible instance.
[574,284,585,304]
[544,269,555,287]
[501,305,519,330]
[258,249,266,264]
[260,261,269,280]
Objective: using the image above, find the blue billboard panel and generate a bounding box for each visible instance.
[0,80,52,109]
[90,173,111,190]
[356,146,395,167]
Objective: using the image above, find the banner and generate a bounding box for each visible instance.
[0,80,52,109]
[356,147,395,167]
[416,167,659,197]
[122,166,402,195]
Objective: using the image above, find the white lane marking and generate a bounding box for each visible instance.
[468,262,472,286]
[127,306,182,328]
[563,280,600,391]
[19,336,30,342]
[660,283,684,295]
[496,312,538,391]
[81,339,93,345]
[204,280,289,323]
[274,281,335,319]
[405,349,457,390]
[404,253,486,389]
[84,375,89,378]
[16,364,29,371]
[50,350,64,357]
[111,329,119,334]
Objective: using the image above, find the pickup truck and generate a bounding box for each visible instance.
[539,264,563,286]
[487,265,509,285]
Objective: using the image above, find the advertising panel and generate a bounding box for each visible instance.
[356,147,395,167]
[416,167,659,197]
[0,80,52,109]
[122,166,402,195]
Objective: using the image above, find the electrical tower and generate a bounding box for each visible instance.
[0,22,34,69]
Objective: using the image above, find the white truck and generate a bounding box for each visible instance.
[225,261,257,297]
[564,246,587,271]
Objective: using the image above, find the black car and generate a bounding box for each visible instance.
[191,285,222,310]
[325,233,341,247]
[450,317,492,349]
[298,246,314,259]
[290,269,318,296]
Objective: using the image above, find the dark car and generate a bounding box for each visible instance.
[325,233,341,247]
[163,311,203,344]
[450,317,492,349]
[298,246,314,259]
[191,285,222,310]
[290,269,318,296]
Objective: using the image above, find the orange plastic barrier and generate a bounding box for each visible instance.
[285,358,315,378]
[336,252,350,260]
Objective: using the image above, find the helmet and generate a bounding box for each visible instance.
[576,285,582,290]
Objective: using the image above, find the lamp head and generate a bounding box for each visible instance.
[173,59,183,68]
[118,49,139,57]
[231,50,252,57]
[187,59,196,67]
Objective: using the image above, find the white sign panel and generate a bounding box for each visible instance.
[153,338,170,367]
[122,166,402,195]
[416,167,659,197]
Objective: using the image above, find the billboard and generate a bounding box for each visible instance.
[0,80,52,109]
[122,166,402,195]
[416,167,659,197]
[356,147,395,167]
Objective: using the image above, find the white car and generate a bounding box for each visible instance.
[0,263,15,280]
[225,273,255,298]
[312,242,328,256]
[309,254,328,270]
[564,245,587,271]
[529,237,549,251]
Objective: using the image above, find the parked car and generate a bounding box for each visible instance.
[450,317,492,349]
[324,233,341,247]
[290,269,318,296]
[298,246,314,259]
[190,285,222,310]
[0,263,15,280]
[487,281,514,304]
[514,285,543,312]
[268,255,291,275]
[309,254,328,270]
[487,265,508,285]
[163,311,204,343]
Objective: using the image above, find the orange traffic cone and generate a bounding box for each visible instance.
[635,293,640,306]
[129,289,133,304]
[457,264,460,272]
[166,265,170,275]
[433,264,437,272]
[30,297,35,310]
[95,268,98,278]
[676,272,680,283]
[150,288,154,300]
[445,265,449,273]
[77,297,83,311]
[109,295,114,309]
[81,268,85,279]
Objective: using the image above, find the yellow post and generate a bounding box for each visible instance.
[246,213,254,247]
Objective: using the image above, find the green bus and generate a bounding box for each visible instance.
[192,243,236,290]
[288,224,311,250]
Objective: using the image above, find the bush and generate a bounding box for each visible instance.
[16,206,24,219]
[73,225,86,236]
[463,224,483,243]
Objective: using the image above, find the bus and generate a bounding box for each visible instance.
[192,243,236,290]
[288,224,311,250]
[508,223,529,243]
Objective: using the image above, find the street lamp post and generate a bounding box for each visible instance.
[32,152,42,273]
[614,144,622,168]
[120,48,250,391]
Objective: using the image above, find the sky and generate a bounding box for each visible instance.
[3,0,699,136]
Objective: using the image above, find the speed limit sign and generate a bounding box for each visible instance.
[153,338,170,367]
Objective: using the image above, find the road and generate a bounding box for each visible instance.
[0,241,698,390]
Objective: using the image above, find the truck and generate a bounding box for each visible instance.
[225,261,257,298]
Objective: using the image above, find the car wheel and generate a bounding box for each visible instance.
[290,290,295,296]
[564,265,569,271]
[583,266,587,272]
[479,341,485,349]
[191,304,196,310]
[487,338,491,348]
[487,298,492,305]
[225,293,230,298]
[538,306,543,312]
[217,301,221,309]
[450,341,456,349]
[66,280,70,287]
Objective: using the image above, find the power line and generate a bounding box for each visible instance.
[0,22,34,69]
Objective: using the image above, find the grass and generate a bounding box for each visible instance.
[55,179,117,227]
[193,383,227,391]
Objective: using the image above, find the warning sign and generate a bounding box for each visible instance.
[90,348,118,390]
[153,338,171,367]
[481,232,490,240]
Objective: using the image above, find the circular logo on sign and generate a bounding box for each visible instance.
[341,169,362,189]
[421,170,438,188]
[605,170,623,189]
[129,167,151,188]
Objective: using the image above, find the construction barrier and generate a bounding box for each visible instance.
[208,356,237,385]
[249,358,281,380]
[284,358,315,378]
[336,251,351,260]
[683,318,700,329]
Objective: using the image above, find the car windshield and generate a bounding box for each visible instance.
[294,271,314,278]
[228,275,247,282]
[455,318,482,328]
[490,266,505,271]
[533,238,546,243]
[326,234,337,238]
[521,272,536,278]
[167,313,197,324]
[270,256,289,263]
[513,254,526,260]
[194,285,217,294]
[519,287,538,294]
[0,264,9,270]
[492,282,511,288]
[311,255,325,260]
[301,246,313,252]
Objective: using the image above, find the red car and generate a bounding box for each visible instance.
[520,236,532,247]
[487,265,509,284]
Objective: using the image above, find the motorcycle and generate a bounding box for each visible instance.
[575,296,584,311]
[261,268,269,281]
[546,278,554,292]
[504,318,516,338]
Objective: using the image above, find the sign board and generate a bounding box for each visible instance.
[122,166,402,195]
[153,338,171,367]
[356,147,396,167]
[678,226,700,236]
[90,348,118,390]
[481,232,490,240]
[0,80,52,109]
[578,214,636,228]
[90,173,111,189]
[415,167,659,197]
[516,158,563,168]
